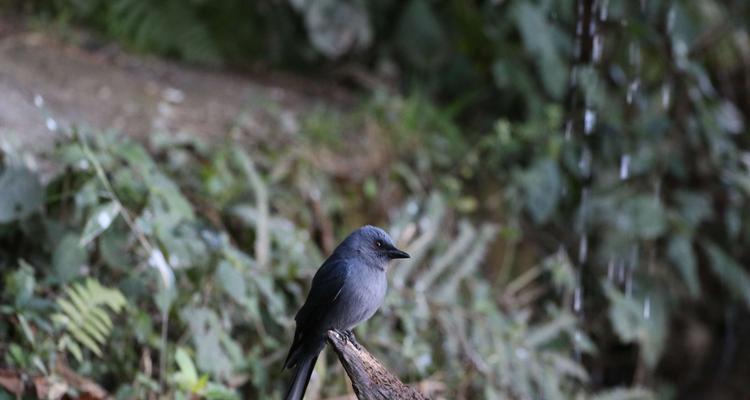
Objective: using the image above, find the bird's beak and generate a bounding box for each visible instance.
[387,245,410,259]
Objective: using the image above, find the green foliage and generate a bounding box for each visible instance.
[0,129,647,399]
[2,0,750,397]
[52,278,127,361]
[0,166,43,223]
[173,347,239,400]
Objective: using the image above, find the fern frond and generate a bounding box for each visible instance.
[53,278,127,360]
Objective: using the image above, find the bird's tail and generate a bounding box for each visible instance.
[284,355,318,400]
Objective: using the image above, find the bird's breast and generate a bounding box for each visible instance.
[333,269,387,330]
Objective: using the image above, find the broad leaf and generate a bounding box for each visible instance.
[0,167,43,223]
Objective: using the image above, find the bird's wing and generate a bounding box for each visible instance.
[283,255,350,369]
[295,255,350,327]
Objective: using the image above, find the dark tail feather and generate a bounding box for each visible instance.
[284,355,318,400]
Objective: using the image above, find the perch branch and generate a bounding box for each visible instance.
[326,330,428,400]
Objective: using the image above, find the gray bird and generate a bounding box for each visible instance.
[282,225,410,400]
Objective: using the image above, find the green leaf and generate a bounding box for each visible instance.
[181,307,233,380]
[174,347,199,387]
[4,261,36,307]
[666,236,700,297]
[216,261,246,304]
[52,278,127,359]
[52,234,87,283]
[521,159,561,224]
[703,242,750,307]
[80,202,121,246]
[603,283,667,368]
[619,196,666,239]
[0,166,44,223]
[591,387,655,400]
[514,2,567,98]
[59,334,83,362]
[202,382,240,400]
[396,0,447,70]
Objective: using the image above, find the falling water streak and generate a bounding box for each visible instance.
[34,94,44,108]
[592,35,603,63]
[588,15,597,38]
[607,259,615,281]
[617,261,626,283]
[570,65,579,88]
[629,43,641,71]
[648,247,657,274]
[46,117,58,132]
[573,331,583,362]
[574,286,583,313]
[654,180,662,200]
[579,146,592,177]
[600,0,609,21]
[625,269,634,298]
[640,0,647,12]
[666,7,676,33]
[626,79,640,104]
[620,154,631,180]
[579,236,589,264]
[662,83,672,109]
[584,109,596,134]
[565,119,574,140]
[643,297,651,320]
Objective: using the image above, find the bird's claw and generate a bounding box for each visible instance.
[337,329,361,349]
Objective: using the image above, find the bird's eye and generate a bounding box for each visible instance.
[375,240,382,247]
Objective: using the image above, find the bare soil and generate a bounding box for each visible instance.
[0,19,351,152]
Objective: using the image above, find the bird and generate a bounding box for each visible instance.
[282,225,410,400]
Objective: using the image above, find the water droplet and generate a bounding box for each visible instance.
[619,154,631,180]
[565,120,574,140]
[34,94,44,108]
[584,109,596,134]
[643,297,651,320]
[45,117,58,132]
[607,259,615,281]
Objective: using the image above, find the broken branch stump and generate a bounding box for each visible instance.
[326,330,428,400]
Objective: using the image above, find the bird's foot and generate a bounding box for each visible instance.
[339,329,361,349]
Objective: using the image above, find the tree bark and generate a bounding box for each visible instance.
[326,330,428,400]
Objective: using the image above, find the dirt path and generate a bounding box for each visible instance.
[0,20,350,152]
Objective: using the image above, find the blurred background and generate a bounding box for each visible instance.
[1,0,749,399]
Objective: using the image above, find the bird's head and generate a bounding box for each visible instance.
[346,225,410,261]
